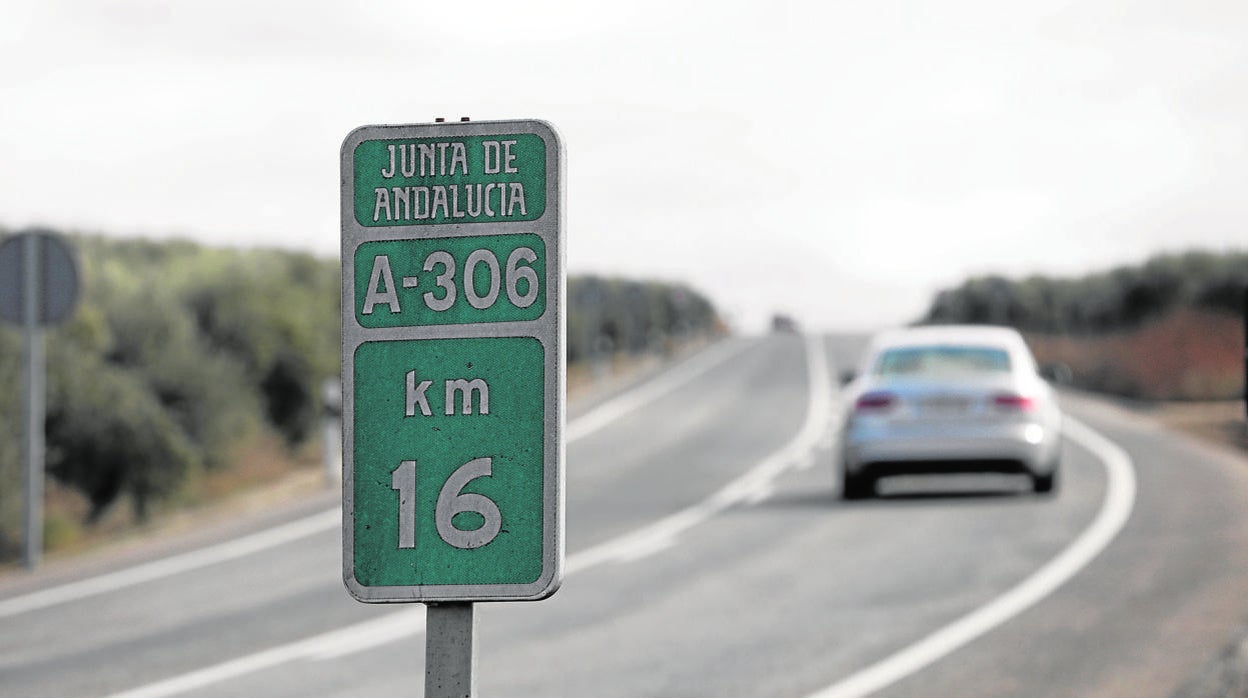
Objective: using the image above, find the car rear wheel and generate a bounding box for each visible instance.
[841,469,873,500]
[1031,464,1059,494]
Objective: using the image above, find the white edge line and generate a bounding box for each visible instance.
[0,339,752,621]
[805,415,1137,698]
[107,334,832,698]
[0,509,341,620]
[107,608,429,698]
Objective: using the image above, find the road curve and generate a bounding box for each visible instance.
[1,334,1247,697]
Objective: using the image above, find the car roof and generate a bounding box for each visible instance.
[868,324,1029,353]
[858,325,1038,377]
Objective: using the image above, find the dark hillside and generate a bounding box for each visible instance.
[920,250,1247,401]
[924,250,1248,334]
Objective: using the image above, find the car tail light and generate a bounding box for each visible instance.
[992,392,1036,411]
[855,391,896,411]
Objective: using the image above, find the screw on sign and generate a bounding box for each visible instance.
[0,230,81,570]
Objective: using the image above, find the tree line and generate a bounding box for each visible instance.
[567,274,721,361]
[921,250,1248,332]
[0,233,721,560]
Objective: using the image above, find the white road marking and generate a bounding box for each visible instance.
[107,335,833,698]
[805,415,1137,698]
[106,608,430,698]
[564,338,752,443]
[0,339,755,622]
[566,334,833,572]
[0,509,341,621]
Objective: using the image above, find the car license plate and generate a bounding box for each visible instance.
[919,395,971,415]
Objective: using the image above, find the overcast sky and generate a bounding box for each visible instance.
[2,1,1245,331]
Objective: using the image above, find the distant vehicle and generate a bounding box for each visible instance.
[837,325,1062,499]
[771,314,799,333]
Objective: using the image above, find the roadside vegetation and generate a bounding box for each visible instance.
[0,232,722,564]
[920,250,1247,401]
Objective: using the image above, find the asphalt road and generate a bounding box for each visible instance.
[3,333,1248,697]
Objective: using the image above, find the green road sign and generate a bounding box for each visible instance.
[353,233,546,329]
[341,120,563,603]
[353,134,546,227]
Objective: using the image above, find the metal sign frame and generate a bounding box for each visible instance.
[0,230,82,570]
[341,119,564,603]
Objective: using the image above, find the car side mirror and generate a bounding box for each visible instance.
[1039,362,1073,386]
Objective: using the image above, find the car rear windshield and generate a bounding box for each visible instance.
[873,345,1011,377]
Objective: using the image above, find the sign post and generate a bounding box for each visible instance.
[0,230,81,570]
[341,120,563,693]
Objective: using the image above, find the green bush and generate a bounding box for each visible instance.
[0,232,722,556]
[567,275,720,362]
[0,234,339,536]
[922,250,1248,334]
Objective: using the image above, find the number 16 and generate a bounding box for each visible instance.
[391,458,502,550]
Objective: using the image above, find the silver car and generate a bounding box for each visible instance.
[837,325,1062,499]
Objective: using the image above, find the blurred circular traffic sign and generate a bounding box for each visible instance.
[0,230,81,325]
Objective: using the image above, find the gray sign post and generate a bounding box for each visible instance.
[0,230,81,569]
